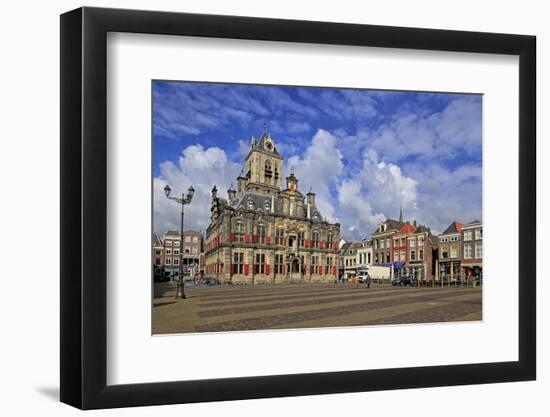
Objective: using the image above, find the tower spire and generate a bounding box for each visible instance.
[399,206,404,223]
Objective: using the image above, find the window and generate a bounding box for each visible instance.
[264,160,272,178]
[450,245,458,258]
[475,228,483,240]
[393,252,399,262]
[235,222,245,242]
[386,252,390,263]
[185,247,190,253]
[193,236,198,243]
[173,258,179,265]
[255,253,265,274]
[185,236,191,243]
[165,240,172,246]
[401,238,406,246]
[410,238,416,248]
[441,248,449,259]
[367,252,371,264]
[155,258,161,265]
[375,253,379,263]
[155,250,161,255]
[165,249,171,255]
[327,256,333,275]
[274,254,284,274]
[410,250,416,261]
[464,230,473,241]
[258,224,266,243]
[400,249,406,261]
[165,258,171,265]
[233,252,244,274]
[374,240,378,250]
[418,236,424,246]
[173,241,180,247]
[328,232,334,246]
[173,249,179,256]
[475,243,483,258]
[264,200,271,211]
[247,199,254,210]
[464,243,473,259]
[386,238,390,248]
[312,230,320,248]
[394,238,399,247]
[419,249,424,260]
[192,247,197,254]
[380,239,385,249]
[275,227,285,245]
[298,230,305,247]
[312,255,319,274]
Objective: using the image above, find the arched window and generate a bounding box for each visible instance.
[264,199,271,211]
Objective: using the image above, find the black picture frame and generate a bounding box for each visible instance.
[60,6,536,410]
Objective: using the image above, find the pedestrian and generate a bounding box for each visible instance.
[366,272,371,289]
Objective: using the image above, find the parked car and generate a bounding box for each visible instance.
[392,276,413,286]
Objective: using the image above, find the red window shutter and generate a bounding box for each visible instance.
[303,265,306,274]
[265,264,270,275]
[244,264,249,275]
[319,241,324,249]
[333,242,337,250]
[310,265,314,274]
[266,236,270,245]
[230,233,235,242]
[253,235,258,244]
[305,240,309,248]
[230,264,234,275]
[244,234,249,243]
[333,266,337,275]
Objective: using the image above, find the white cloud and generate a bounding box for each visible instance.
[153,145,241,235]
[286,129,344,222]
[336,149,418,240]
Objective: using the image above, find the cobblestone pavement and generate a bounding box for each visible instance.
[152,283,482,334]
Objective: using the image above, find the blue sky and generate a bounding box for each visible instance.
[153,80,482,240]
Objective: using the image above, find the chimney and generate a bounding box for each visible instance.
[306,190,316,207]
[413,219,417,228]
[306,191,315,219]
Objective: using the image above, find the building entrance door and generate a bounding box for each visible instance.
[290,258,302,282]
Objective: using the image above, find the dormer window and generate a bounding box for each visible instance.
[247,199,254,210]
[264,200,271,211]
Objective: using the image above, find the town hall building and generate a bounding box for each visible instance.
[204,130,341,284]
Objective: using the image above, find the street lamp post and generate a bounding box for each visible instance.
[164,184,195,299]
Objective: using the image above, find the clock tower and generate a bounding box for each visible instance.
[243,129,283,195]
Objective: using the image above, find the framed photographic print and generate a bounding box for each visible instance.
[60,6,536,410]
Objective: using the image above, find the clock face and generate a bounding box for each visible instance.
[265,141,273,150]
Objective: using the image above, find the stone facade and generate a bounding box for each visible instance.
[205,131,340,284]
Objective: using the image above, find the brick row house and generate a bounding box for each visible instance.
[155,230,204,280]
[438,221,463,281]
[204,131,340,284]
[460,220,483,282]
[392,221,438,282]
